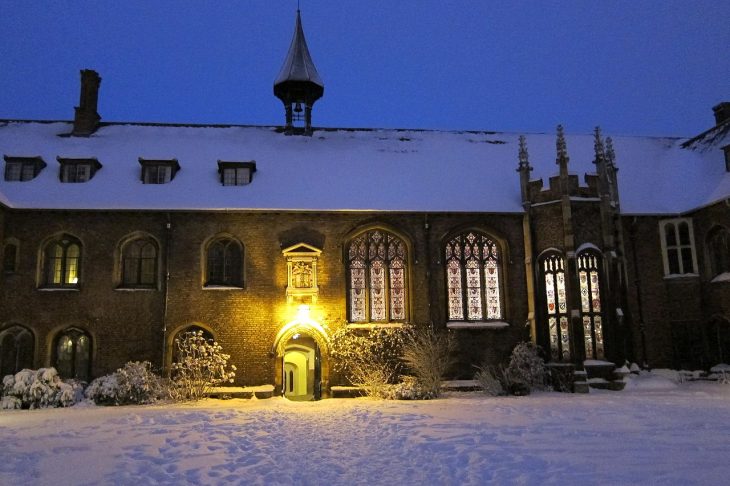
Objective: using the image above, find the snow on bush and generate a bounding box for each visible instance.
[506,342,547,393]
[473,365,505,396]
[86,361,164,405]
[330,326,407,398]
[401,327,455,398]
[382,376,435,400]
[168,331,236,401]
[1,368,83,409]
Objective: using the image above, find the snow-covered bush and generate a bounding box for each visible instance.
[1,368,83,409]
[330,326,407,398]
[168,331,236,401]
[401,327,455,398]
[506,342,547,393]
[382,376,436,400]
[473,365,505,396]
[86,361,164,405]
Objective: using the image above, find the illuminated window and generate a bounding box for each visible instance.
[708,227,730,278]
[660,218,697,276]
[444,231,503,321]
[57,157,102,183]
[121,238,158,288]
[42,235,81,288]
[0,326,34,377]
[205,237,243,287]
[578,250,604,360]
[346,229,408,323]
[139,158,180,184]
[54,328,90,381]
[217,160,256,186]
[541,252,570,361]
[3,156,46,181]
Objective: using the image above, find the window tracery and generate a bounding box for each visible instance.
[578,251,604,359]
[205,237,243,287]
[43,235,81,288]
[542,252,570,361]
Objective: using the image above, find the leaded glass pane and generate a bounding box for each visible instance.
[349,260,366,322]
[389,259,405,320]
[21,164,34,181]
[560,317,571,360]
[51,244,63,284]
[579,270,590,313]
[370,260,386,321]
[5,162,22,181]
[583,316,594,359]
[548,317,559,360]
[681,248,694,274]
[678,222,690,245]
[56,335,74,378]
[556,271,566,313]
[65,244,79,284]
[545,272,555,314]
[465,259,482,320]
[665,224,677,246]
[485,258,501,319]
[75,335,90,381]
[446,259,463,320]
[590,270,601,312]
[594,316,605,359]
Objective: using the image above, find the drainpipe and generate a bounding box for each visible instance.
[161,213,172,373]
[629,218,649,369]
[423,213,434,330]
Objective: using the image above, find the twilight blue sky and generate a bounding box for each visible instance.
[1,1,727,136]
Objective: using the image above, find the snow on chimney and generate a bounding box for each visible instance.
[72,69,102,136]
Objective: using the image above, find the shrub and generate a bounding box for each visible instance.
[86,361,164,405]
[401,327,455,398]
[1,368,83,409]
[505,342,547,393]
[330,326,407,398]
[473,365,505,397]
[382,376,436,400]
[168,331,236,401]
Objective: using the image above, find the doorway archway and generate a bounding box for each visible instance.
[282,335,320,401]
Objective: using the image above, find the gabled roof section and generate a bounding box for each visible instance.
[274,10,323,88]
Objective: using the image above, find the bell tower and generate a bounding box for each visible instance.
[274,10,324,135]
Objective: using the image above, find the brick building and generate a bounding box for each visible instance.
[1,12,729,398]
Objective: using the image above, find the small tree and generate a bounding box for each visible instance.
[401,327,455,398]
[505,342,547,393]
[168,331,236,401]
[86,361,164,405]
[330,326,407,398]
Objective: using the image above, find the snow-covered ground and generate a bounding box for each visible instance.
[2,373,730,485]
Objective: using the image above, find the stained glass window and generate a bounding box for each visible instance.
[346,229,408,322]
[122,238,158,288]
[44,235,81,288]
[542,253,570,361]
[578,251,604,359]
[445,232,503,321]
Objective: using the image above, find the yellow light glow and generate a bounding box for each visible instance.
[297,305,310,321]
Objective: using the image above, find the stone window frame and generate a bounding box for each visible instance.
[0,324,34,377]
[117,234,160,290]
[659,218,698,277]
[706,225,730,281]
[39,233,83,290]
[3,155,46,182]
[344,226,412,324]
[52,327,92,381]
[57,157,102,183]
[538,249,571,362]
[202,235,245,289]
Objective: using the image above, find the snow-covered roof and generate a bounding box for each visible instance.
[0,120,728,215]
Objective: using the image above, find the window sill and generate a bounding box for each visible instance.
[347,322,410,329]
[663,273,699,280]
[203,285,245,291]
[115,287,158,292]
[711,272,730,283]
[38,287,80,292]
[446,321,509,330]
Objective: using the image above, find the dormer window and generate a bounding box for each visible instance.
[57,157,102,183]
[217,160,256,186]
[723,145,730,172]
[139,158,180,184]
[3,156,46,182]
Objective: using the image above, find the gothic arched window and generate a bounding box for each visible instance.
[578,250,605,359]
[121,238,158,288]
[205,237,243,287]
[445,231,503,321]
[708,227,730,279]
[43,235,81,288]
[0,326,34,377]
[346,229,408,323]
[54,328,91,381]
[541,252,570,361]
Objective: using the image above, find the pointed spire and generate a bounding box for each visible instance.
[517,135,532,171]
[556,125,567,161]
[274,10,324,135]
[593,126,606,165]
[605,137,616,169]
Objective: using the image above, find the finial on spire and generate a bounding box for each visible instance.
[593,126,606,165]
[605,137,616,168]
[517,135,532,171]
[556,125,567,162]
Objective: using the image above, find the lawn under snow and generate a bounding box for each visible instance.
[2,373,730,485]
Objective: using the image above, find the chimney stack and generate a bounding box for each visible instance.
[713,102,730,126]
[72,69,102,136]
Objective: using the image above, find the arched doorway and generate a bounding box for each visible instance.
[282,334,321,401]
